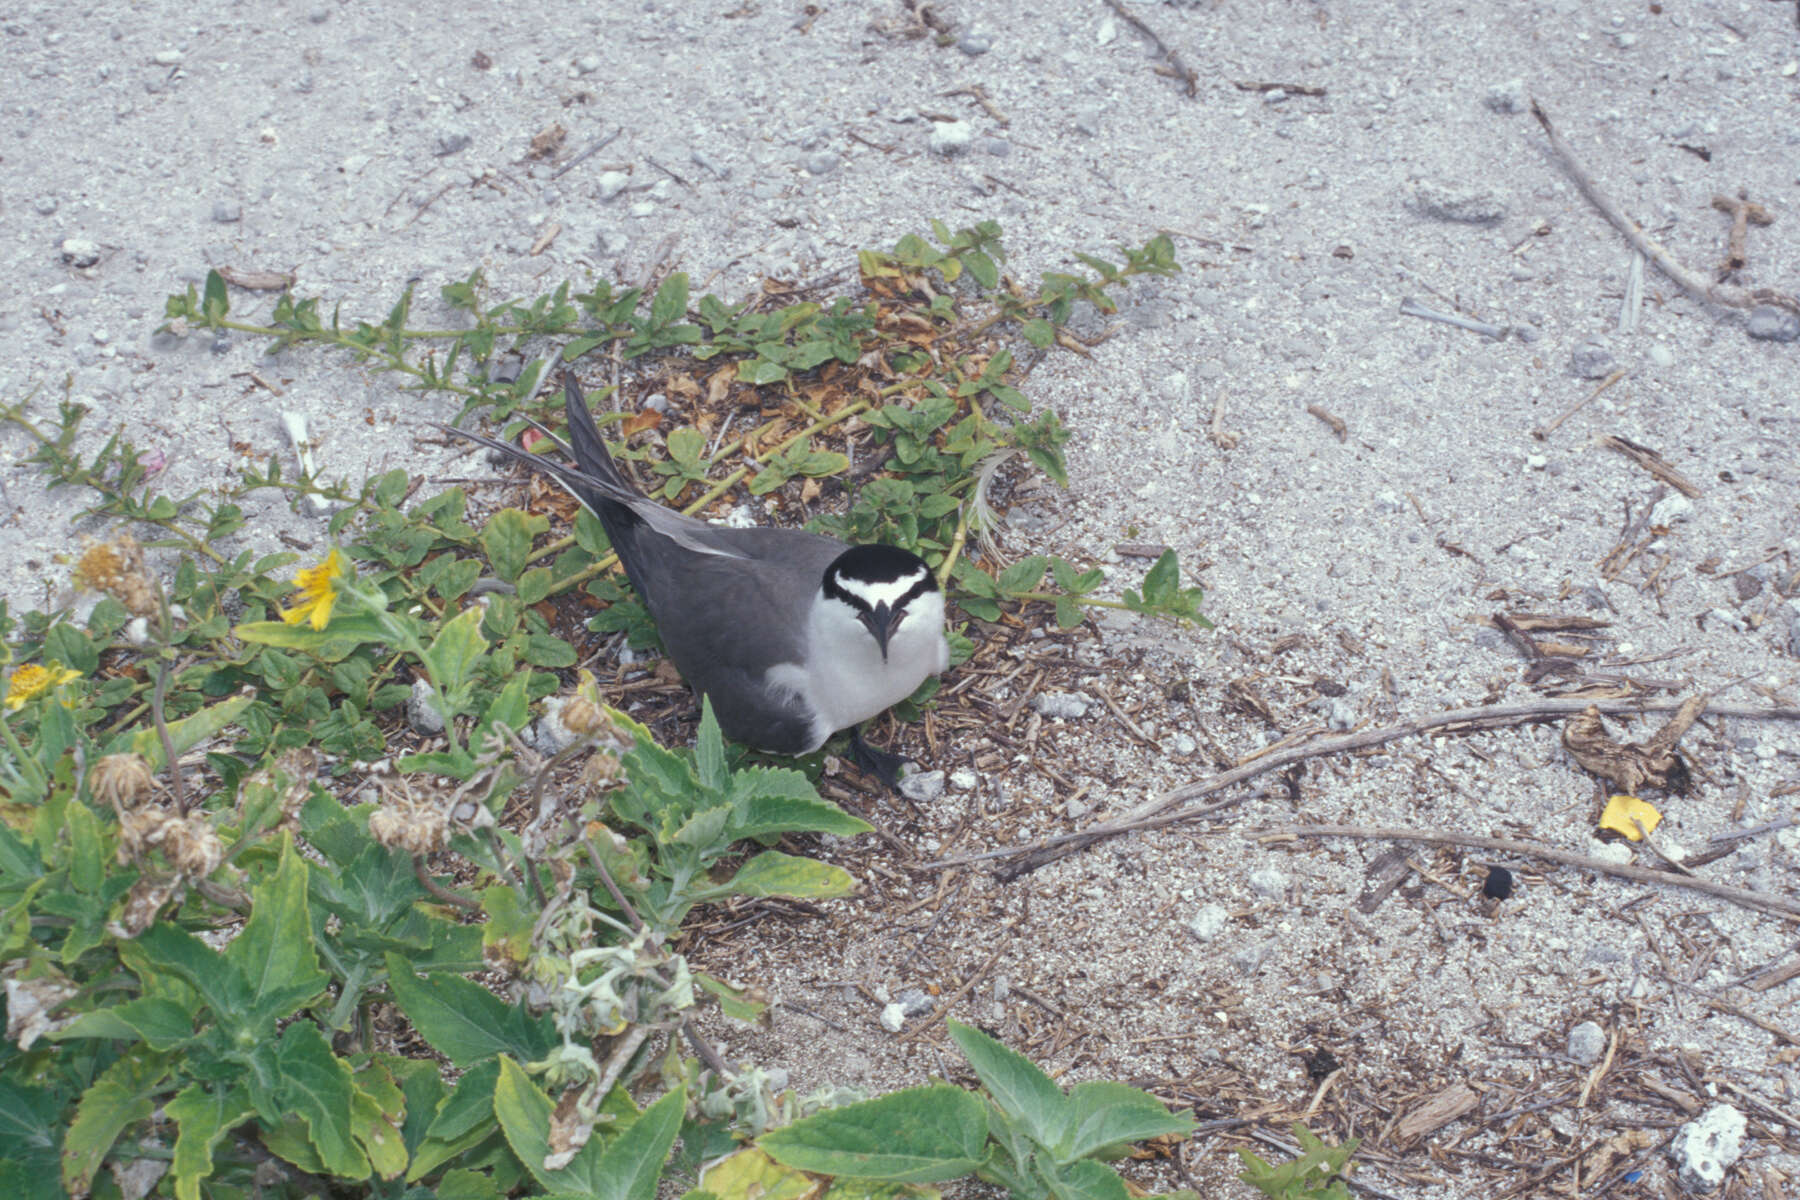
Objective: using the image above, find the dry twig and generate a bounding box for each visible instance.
[1102,0,1198,97]
[920,696,1800,877]
[1532,101,1799,314]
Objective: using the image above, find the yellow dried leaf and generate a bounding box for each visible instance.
[1598,795,1662,841]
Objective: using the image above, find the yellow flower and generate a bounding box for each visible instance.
[280,548,347,630]
[4,663,82,711]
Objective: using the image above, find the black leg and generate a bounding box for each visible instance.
[848,725,910,791]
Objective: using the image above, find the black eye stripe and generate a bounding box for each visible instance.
[825,568,937,613]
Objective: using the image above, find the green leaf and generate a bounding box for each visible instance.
[64,799,105,893]
[694,699,729,795]
[111,693,253,767]
[385,954,555,1068]
[225,832,330,1025]
[496,1057,682,1199]
[167,1083,256,1200]
[481,508,548,584]
[650,272,691,329]
[480,884,533,970]
[131,923,251,1022]
[964,250,999,290]
[696,973,770,1023]
[996,555,1049,595]
[1044,1158,1131,1200]
[727,771,871,840]
[424,606,489,694]
[1053,594,1082,629]
[0,1079,66,1200]
[759,1085,987,1183]
[716,851,857,901]
[946,1022,1067,1150]
[1021,318,1055,349]
[55,996,197,1051]
[1060,1081,1193,1163]
[62,1047,166,1197]
[592,1086,686,1200]
[248,1021,368,1179]
[203,268,230,321]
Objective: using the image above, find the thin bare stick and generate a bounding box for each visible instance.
[1532,368,1628,441]
[918,696,1800,875]
[1531,101,1799,314]
[549,126,623,181]
[1255,824,1800,919]
[1102,0,1198,97]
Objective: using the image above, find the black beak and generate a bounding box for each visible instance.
[860,601,896,662]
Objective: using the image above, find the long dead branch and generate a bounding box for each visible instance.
[917,696,1800,878]
[1531,101,1799,314]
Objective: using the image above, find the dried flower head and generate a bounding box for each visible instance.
[114,874,181,936]
[72,533,159,617]
[117,806,177,861]
[368,787,450,856]
[4,662,81,711]
[89,753,155,811]
[163,816,223,877]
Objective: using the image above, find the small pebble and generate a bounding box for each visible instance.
[957,29,992,56]
[434,130,472,157]
[60,237,102,267]
[1169,732,1196,755]
[1649,494,1693,526]
[878,1003,907,1033]
[1526,454,1548,471]
[1072,105,1102,136]
[1409,183,1505,225]
[949,768,978,791]
[982,137,1011,157]
[928,119,973,156]
[308,6,330,22]
[1248,866,1288,901]
[151,49,182,66]
[1746,305,1800,342]
[406,679,446,735]
[1568,342,1616,378]
[690,147,729,179]
[1669,1104,1747,1193]
[898,769,945,803]
[597,170,630,201]
[1187,903,1228,941]
[1031,692,1090,720]
[212,199,241,223]
[801,150,839,175]
[1567,1020,1605,1064]
[1483,78,1527,114]
[575,53,602,75]
[32,195,58,215]
[1647,343,1675,367]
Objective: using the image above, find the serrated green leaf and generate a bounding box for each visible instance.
[249,1021,368,1179]
[226,833,330,1025]
[717,851,856,901]
[726,772,871,839]
[385,955,555,1067]
[61,1047,166,1197]
[759,1085,987,1183]
[166,1083,256,1200]
[946,1021,1067,1149]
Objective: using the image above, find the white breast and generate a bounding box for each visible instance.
[766,589,949,752]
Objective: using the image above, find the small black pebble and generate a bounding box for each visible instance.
[1483,866,1515,900]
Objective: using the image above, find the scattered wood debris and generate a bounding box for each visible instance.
[1561,693,1707,795]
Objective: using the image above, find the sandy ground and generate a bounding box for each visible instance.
[4,1,1799,1195]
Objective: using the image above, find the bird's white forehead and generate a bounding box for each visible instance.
[834,566,929,610]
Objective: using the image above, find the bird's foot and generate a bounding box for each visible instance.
[848,726,911,791]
